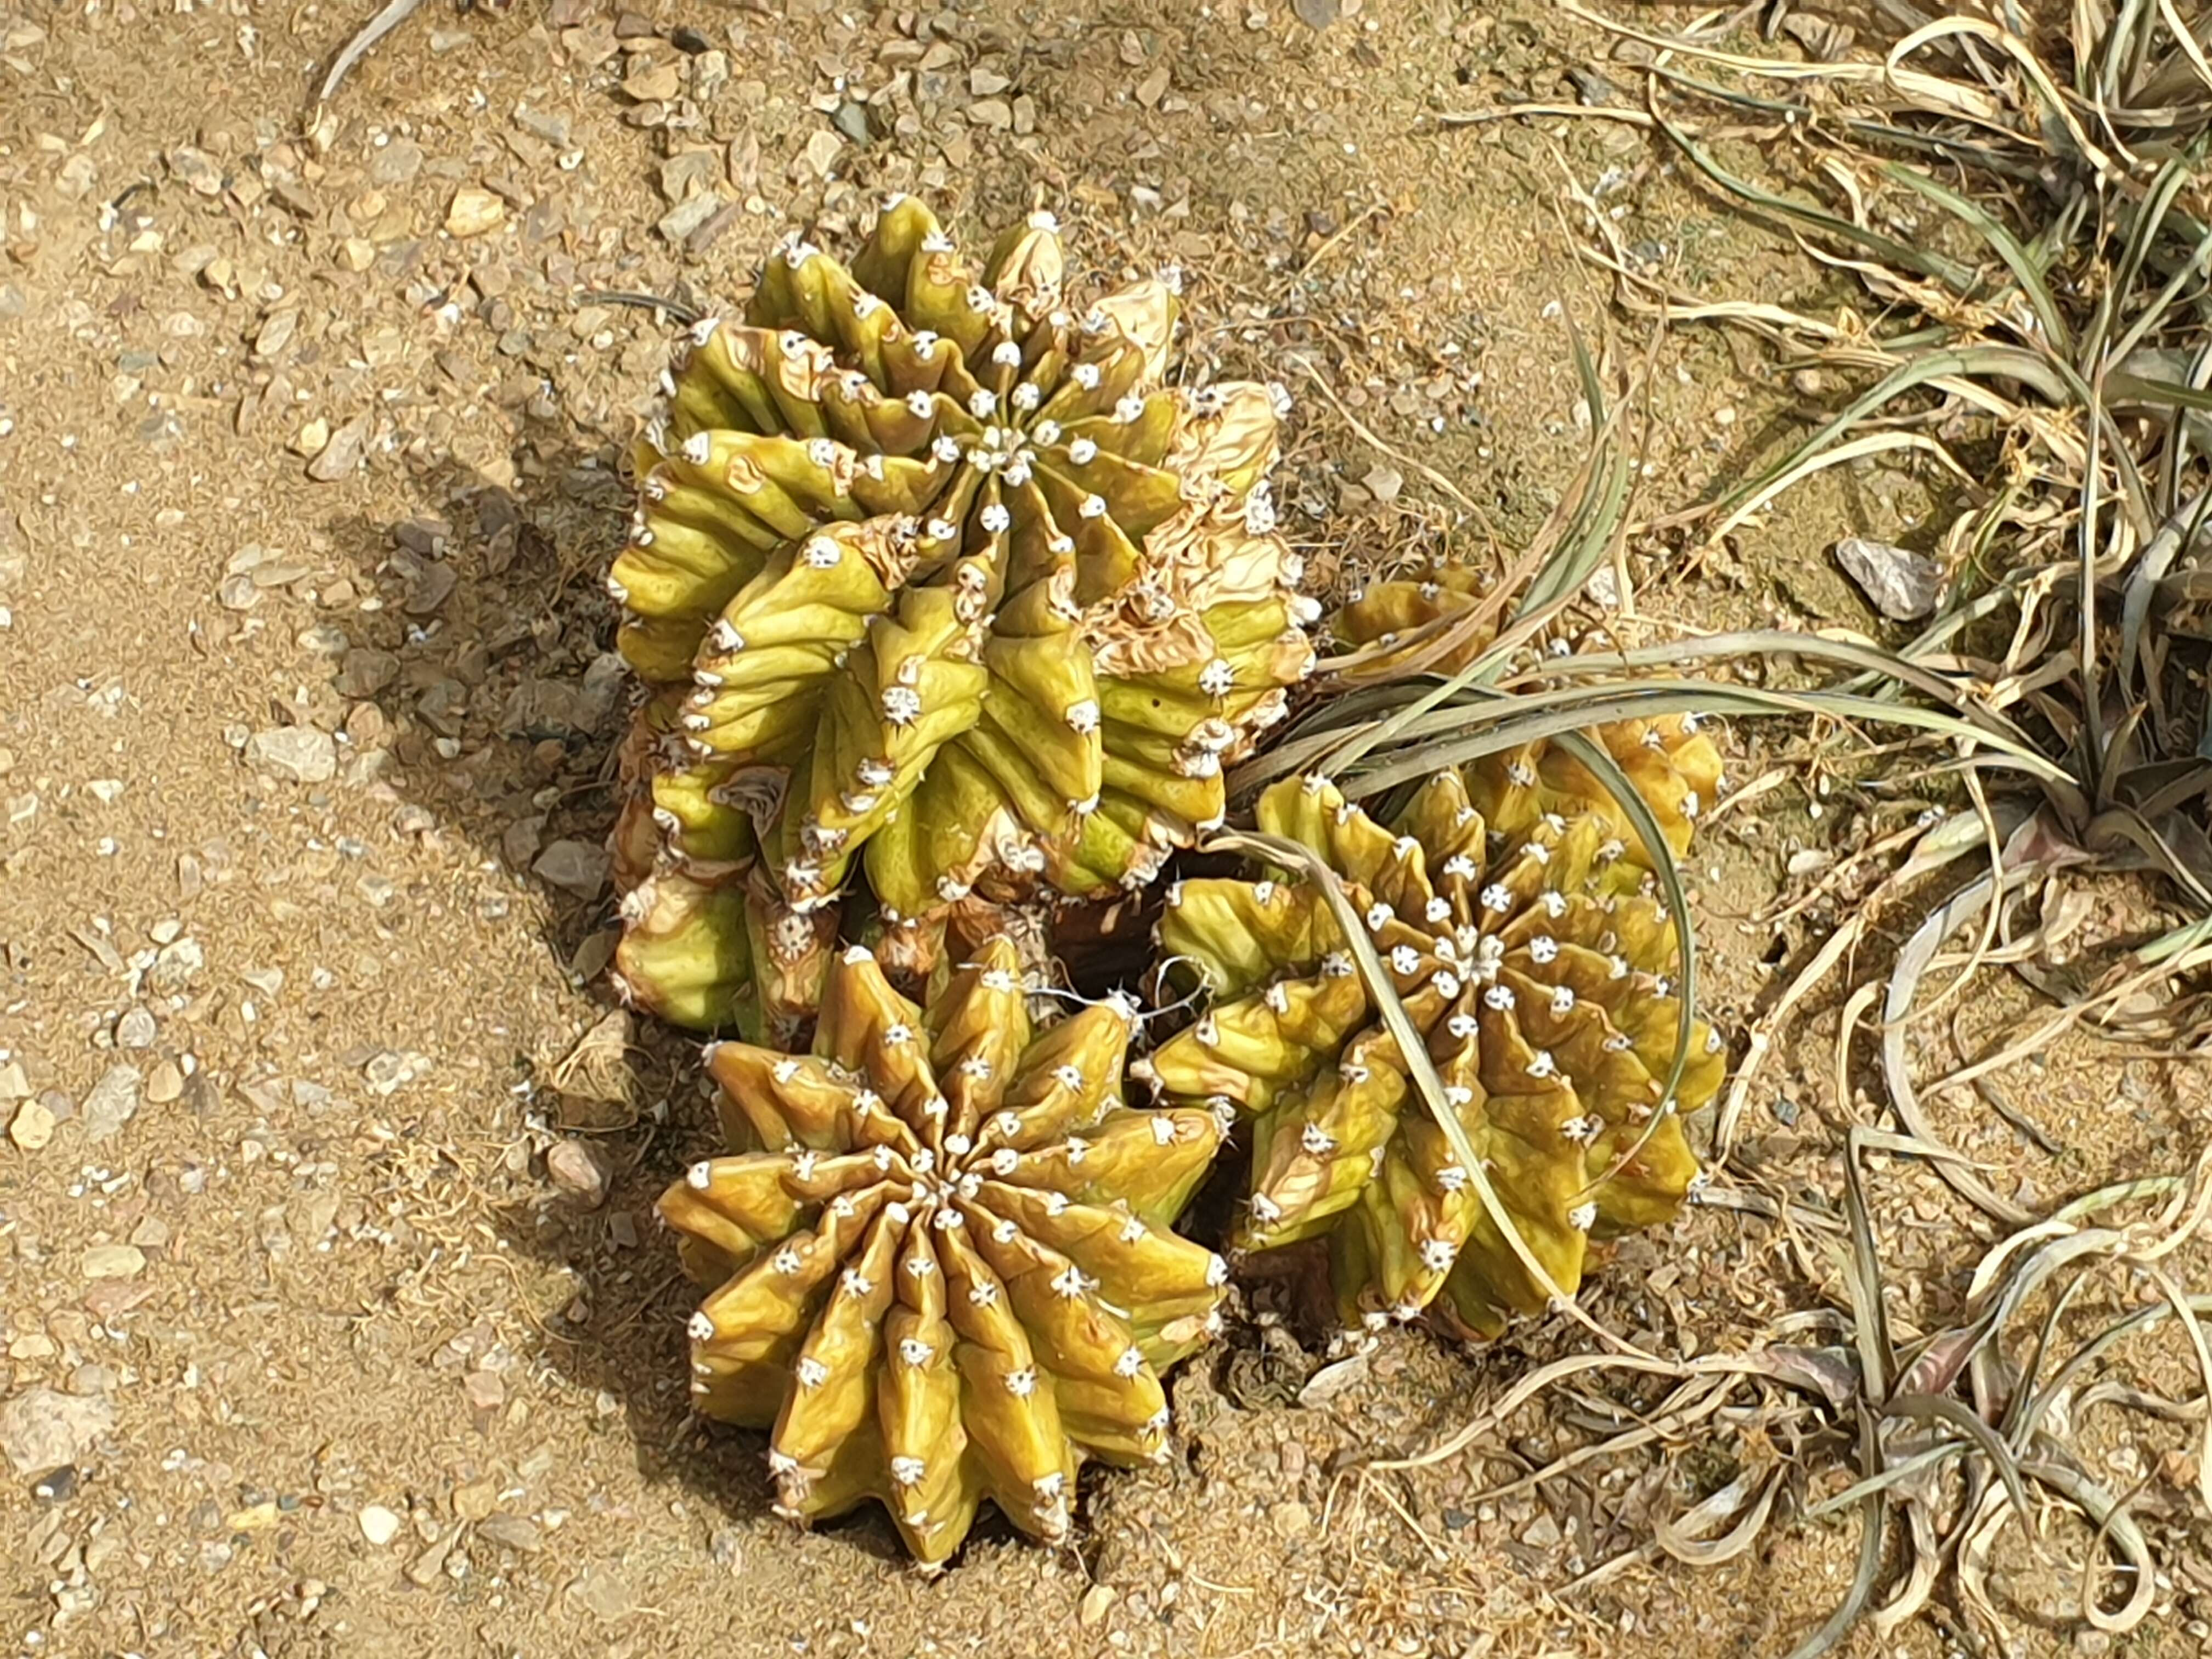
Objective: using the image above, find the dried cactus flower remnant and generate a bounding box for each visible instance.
[613,197,1314,960]
[1141,773,1722,1338]
[660,937,1228,1566]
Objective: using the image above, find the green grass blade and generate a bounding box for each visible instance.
[1877,160,2073,355]
[1554,730,1699,1193]
[1654,104,1981,292]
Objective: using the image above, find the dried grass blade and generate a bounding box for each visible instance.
[1879,874,2039,1225]
[1802,1440,1963,1520]
[1783,1419,1890,1659]
[1877,161,2073,354]
[1552,730,1699,1197]
[1652,1466,1782,1566]
[2023,1459,2160,1632]
[1882,1392,2038,1534]
[1888,16,2118,174]
[1651,104,1980,291]
[1705,430,1977,544]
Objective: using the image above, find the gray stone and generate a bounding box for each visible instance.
[82,1064,143,1141]
[368,139,423,184]
[656,191,728,245]
[245,726,337,783]
[1,1389,116,1475]
[500,678,612,738]
[567,1565,635,1623]
[336,648,400,697]
[1835,535,1944,621]
[533,838,610,899]
[307,414,372,482]
[545,1137,611,1206]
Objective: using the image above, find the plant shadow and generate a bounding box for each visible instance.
[313,401,826,1537]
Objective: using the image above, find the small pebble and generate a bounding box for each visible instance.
[81,1244,146,1280]
[245,726,338,784]
[358,1504,403,1547]
[9,1096,56,1150]
[546,1138,612,1207]
[445,185,507,238]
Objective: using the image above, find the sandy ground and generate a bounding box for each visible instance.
[4,1,2210,1654]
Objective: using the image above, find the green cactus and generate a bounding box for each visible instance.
[607,198,1314,1018]
[1137,771,1723,1339]
[661,935,1228,1568]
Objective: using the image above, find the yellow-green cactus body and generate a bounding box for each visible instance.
[1464,713,1723,863]
[1335,564,1502,674]
[608,690,836,1040]
[612,198,1314,969]
[1337,552,1724,861]
[1138,773,1722,1339]
[661,936,1228,1567]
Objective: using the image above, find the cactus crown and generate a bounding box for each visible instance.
[612,199,1314,979]
[661,936,1228,1566]
[1140,769,1722,1338]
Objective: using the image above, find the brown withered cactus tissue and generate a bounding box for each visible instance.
[661,937,1228,1567]
[606,198,1316,1030]
[1136,770,1723,1339]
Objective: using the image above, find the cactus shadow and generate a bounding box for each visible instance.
[310,409,1017,1551]
[307,411,797,1519]
[311,408,634,970]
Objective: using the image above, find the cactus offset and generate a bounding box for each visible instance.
[1138,772,1722,1339]
[608,690,836,1040]
[611,198,1314,992]
[661,936,1227,1567]
[1466,713,1724,864]
[1336,562,1504,676]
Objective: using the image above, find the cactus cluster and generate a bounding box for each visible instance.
[661,938,1227,1567]
[600,196,1733,1571]
[606,198,1315,1029]
[1138,767,1724,1338]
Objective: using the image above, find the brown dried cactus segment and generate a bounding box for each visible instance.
[660,937,1228,1567]
[606,691,833,1039]
[1141,771,1719,1336]
[1465,712,1724,864]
